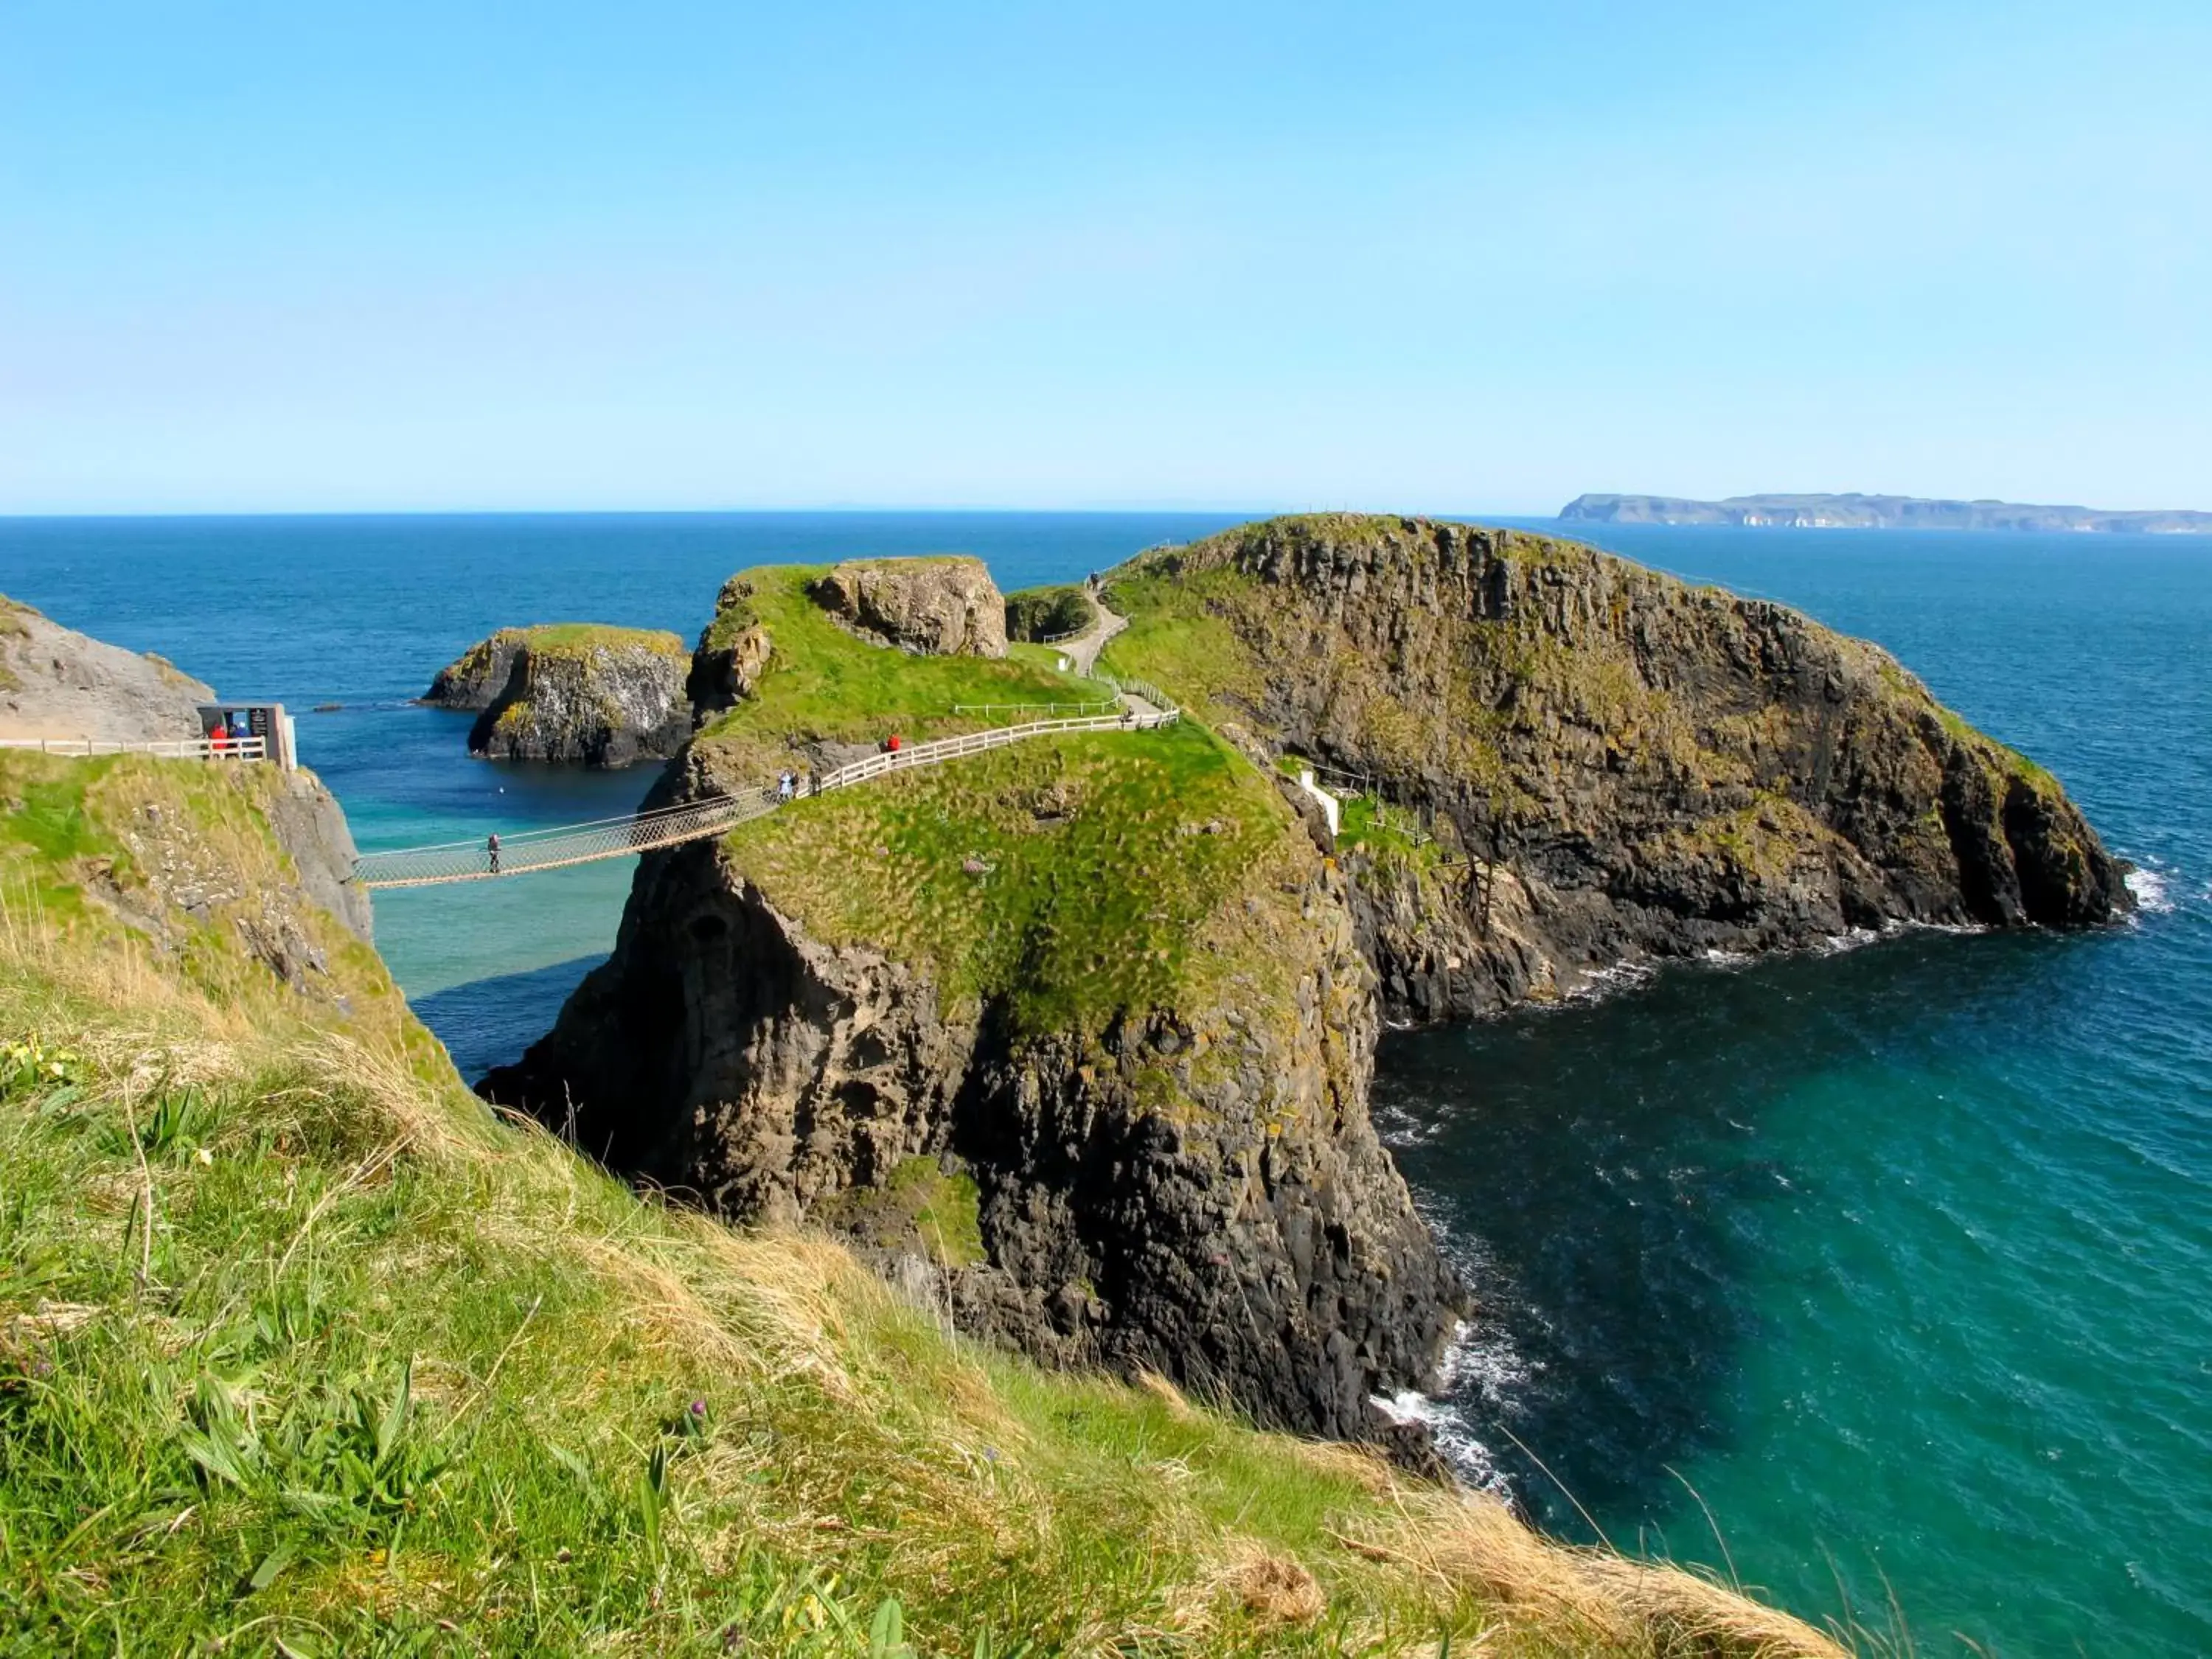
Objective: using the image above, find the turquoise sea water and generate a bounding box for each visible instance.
[4,513,2205,1655]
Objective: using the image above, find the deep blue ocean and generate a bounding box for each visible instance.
[4,512,2205,1656]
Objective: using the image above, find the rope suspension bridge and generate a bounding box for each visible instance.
[351,697,1180,890]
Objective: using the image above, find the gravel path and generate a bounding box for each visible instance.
[1060,589,1128,679]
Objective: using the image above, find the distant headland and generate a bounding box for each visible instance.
[1559,491,2212,533]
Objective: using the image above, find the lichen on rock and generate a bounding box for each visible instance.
[807,556,1009,657]
[424,624,691,767]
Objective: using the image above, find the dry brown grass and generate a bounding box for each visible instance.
[1331,1487,1847,1658]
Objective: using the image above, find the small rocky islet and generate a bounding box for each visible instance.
[483,514,2129,1449]
[423,622,691,766]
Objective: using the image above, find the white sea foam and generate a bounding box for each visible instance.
[1382,1207,1545,1496]
[1815,925,1885,956]
[1373,1098,1447,1149]
[1371,1316,1527,1495]
[1563,959,1652,1002]
[2126,865,2176,914]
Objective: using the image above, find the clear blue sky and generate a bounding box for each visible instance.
[4,1,2208,515]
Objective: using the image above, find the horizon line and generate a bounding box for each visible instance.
[0,501,1562,523]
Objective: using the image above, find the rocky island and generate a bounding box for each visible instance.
[1098,515,2129,1023]
[485,515,2127,1450]
[424,622,690,765]
[1561,490,2212,533]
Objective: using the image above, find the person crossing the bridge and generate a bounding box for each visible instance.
[487,832,501,874]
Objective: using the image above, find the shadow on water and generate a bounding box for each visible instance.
[412,953,607,1085]
[1373,922,2106,1537]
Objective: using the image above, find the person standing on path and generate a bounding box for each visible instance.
[487,832,501,874]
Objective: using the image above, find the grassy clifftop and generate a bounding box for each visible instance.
[725,719,1304,1041]
[692,565,1106,782]
[467,623,687,664]
[0,762,1849,1652]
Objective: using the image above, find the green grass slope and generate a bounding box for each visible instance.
[725,719,1301,1042]
[0,755,1856,1656]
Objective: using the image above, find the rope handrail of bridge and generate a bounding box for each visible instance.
[350,789,776,858]
[352,700,1181,888]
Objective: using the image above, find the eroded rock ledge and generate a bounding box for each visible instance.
[807,557,1008,657]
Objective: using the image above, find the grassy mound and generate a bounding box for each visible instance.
[725,720,1301,1040]
[695,566,1109,781]
[513,623,688,662]
[0,756,1858,1656]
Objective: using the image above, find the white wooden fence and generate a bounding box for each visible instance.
[0,734,269,762]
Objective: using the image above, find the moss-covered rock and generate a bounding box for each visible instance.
[1099,514,2132,1020]
[425,623,690,767]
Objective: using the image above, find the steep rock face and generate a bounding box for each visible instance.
[687,575,776,719]
[808,557,1008,657]
[422,632,525,712]
[265,770,375,943]
[425,626,691,766]
[484,715,1461,1443]
[1106,515,2131,1021]
[0,596,215,743]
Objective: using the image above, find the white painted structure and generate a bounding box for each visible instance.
[1296,768,1341,837]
